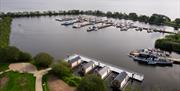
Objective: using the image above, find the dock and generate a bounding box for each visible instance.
[162,57,180,64]
[65,54,144,82]
[97,24,113,29]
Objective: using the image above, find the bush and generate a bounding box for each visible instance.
[33,52,53,68]
[0,46,32,63]
[77,74,107,91]
[19,52,32,62]
[63,76,81,86]
[51,60,72,79]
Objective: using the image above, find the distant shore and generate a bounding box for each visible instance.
[0,10,180,30]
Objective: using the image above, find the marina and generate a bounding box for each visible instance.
[56,16,177,34]
[2,0,180,90]
[10,16,180,91]
[65,54,144,82]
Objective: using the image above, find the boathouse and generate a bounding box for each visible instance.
[68,56,81,68]
[81,61,95,74]
[97,66,111,79]
[111,71,129,90]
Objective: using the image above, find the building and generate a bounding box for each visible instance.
[81,61,95,74]
[111,71,129,90]
[68,56,81,68]
[97,66,111,79]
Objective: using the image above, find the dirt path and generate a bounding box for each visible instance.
[9,63,37,73]
[48,75,75,91]
[34,68,52,91]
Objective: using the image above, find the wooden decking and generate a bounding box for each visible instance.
[65,54,144,82]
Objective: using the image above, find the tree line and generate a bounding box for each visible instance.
[155,33,180,53]
[0,10,180,29]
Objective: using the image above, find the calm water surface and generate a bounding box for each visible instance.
[1,0,180,19]
[10,16,180,91]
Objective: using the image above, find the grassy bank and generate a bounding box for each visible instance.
[0,71,35,91]
[155,34,180,53]
[0,17,12,48]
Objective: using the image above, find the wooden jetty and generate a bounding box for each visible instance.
[65,54,144,82]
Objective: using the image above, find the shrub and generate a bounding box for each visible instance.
[51,60,72,79]
[63,76,81,86]
[33,52,53,68]
[77,74,107,91]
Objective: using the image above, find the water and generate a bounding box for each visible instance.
[1,0,180,19]
[10,16,180,91]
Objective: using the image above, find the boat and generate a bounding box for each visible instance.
[129,48,173,66]
[87,26,98,32]
[132,56,172,66]
[61,20,80,26]
[55,17,74,22]
[73,24,81,28]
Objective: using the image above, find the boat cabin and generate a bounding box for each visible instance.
[81,61,95,75]
[68,56,81,68]
[97,66,111,79]
[111,71,129,90]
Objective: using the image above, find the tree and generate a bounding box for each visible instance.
[33,52,53,68]
[149,14,171,25]
[106,11,113,17]
[4,46,21,62]
[128,13,138,21]
[138,15,149,23]
[77,74,107,91]
[0,46,32,63]
[19,52,32,62]
[51,60,72,78]
[175,18,180,25]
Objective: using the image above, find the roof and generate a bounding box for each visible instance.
[82,61,94,69]
[98,66,110,75]
[69,56,81,63]
[114,71,128,83]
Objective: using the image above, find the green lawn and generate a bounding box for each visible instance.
[0,63,9,71]
[0,71,35,91]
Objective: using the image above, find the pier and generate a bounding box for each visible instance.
[65,54,144,82]
[161,57,180,64]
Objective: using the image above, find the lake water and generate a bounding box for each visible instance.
[10,16,180,91]
[1,0,180,19]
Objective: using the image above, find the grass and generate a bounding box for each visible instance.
[0,17,12,48]
[0,63,9,71]
[0,71,35,91]
[124,81,141,91]
[42,75,50,91]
